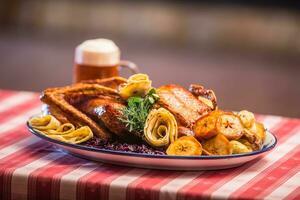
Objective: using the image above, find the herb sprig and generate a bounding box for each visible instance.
[120,88,159,135]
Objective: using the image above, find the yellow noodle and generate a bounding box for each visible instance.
[46,123,75,135]
[29,115,61,130]
[29,115,93,144]
[144,108,178,147]
[46,126,93,144]
[119,74,152,99]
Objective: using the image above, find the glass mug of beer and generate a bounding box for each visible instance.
[74,39,139,83]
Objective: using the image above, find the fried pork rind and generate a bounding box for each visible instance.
[202,134,231,155]
[144,108,178,147]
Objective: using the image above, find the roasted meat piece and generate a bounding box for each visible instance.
[189,84,217,110]
[77,98,128,137]
[41,77,127,141]
[178,126,195,137]
[157,84,210,128]
[41,76,217,143]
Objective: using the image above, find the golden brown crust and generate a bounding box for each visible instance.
[78,98,128,137]
[47,104,70,124]
[80,76,127,89]
[41,83,121,141]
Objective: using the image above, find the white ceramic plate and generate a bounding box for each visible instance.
[27,121,277,170]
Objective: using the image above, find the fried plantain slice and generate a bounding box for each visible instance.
[166,136,202,156]
[255,122,266,141]
[229,140,252,154]
[216,113,244,140]
[202,133,231,155]
[193,110,221,140]
[240,129,263,151]
[238,110,255,128]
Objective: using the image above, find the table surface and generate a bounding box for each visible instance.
[0,89,299,200]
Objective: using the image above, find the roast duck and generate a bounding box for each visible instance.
[41,77,217,142]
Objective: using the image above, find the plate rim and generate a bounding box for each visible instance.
[26,121,277,160]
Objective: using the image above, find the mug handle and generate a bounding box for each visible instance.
[119,60,139,74]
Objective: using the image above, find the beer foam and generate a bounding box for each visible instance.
[75,39,120,66]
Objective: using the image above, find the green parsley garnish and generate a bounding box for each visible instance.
[120,88,159,135]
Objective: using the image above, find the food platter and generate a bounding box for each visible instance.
[26,73,278,170]
[27,120,277,170]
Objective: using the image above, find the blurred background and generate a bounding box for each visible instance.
[0,0,299,117]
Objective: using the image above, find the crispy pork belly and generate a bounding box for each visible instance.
[157,84,210,128]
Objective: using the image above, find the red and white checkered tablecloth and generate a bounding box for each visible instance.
[0,89,299,200]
